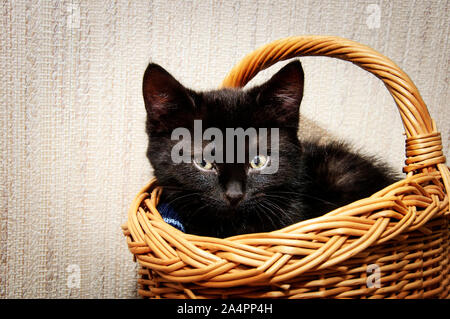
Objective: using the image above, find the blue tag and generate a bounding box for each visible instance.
[157,202,185,233]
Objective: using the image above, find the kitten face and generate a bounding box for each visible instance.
[143,61,307,236]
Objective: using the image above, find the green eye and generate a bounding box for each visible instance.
[250,155,268,169]
[195,158,214,171]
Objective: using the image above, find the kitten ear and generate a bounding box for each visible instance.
[254,60,304,128]
[143,63,195,133]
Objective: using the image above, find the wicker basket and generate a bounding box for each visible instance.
[122,36,450,299]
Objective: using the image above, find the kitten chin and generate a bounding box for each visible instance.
[142,61,400,238]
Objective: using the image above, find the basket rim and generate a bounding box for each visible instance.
[127,169,448,238]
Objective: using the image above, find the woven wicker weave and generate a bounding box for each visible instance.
[122,36,450,299]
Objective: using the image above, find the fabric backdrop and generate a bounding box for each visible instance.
[1,0,448,298]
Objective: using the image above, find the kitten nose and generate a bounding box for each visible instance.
[225,181,244,206]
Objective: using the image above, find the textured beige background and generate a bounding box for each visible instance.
[0,0,448,298]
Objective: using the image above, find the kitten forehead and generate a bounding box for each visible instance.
[199,88,251,112]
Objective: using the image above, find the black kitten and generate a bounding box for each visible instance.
[143,61,398,238]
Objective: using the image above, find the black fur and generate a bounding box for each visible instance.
[143,61,399,238]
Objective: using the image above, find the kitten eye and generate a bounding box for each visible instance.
[250,155,268,170]
[194,158,214,171]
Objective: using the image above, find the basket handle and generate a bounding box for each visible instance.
[221,36,448,180]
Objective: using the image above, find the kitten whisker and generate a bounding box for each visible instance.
[164,192,200,207]
[267,191,339,207]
